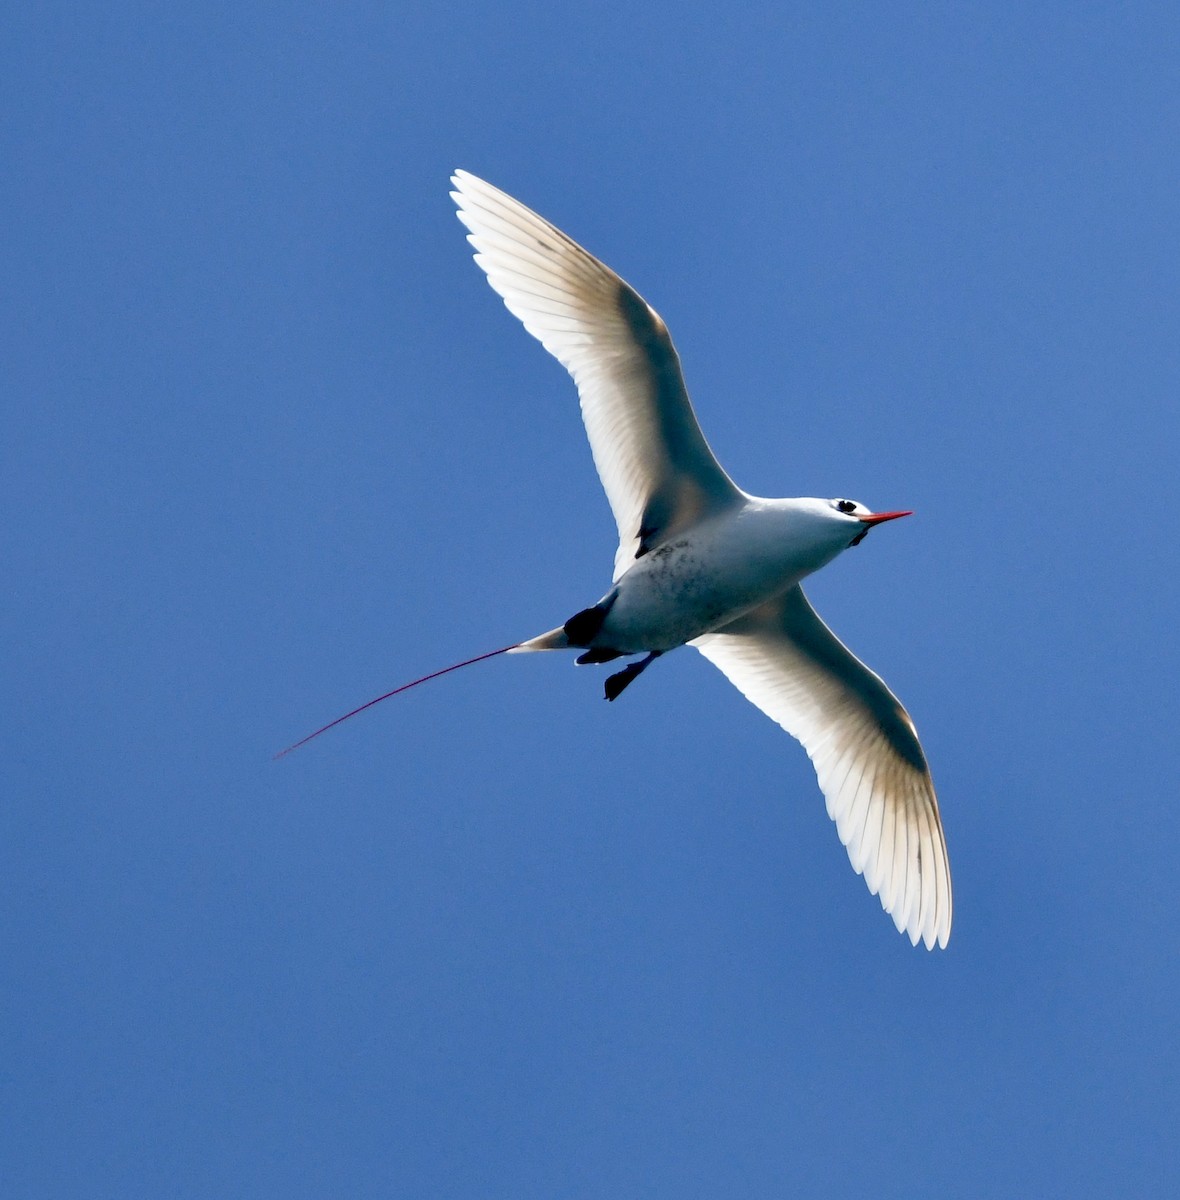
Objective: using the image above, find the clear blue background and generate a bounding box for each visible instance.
[4,4,1178,1196]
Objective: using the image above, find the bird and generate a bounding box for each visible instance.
[280,171,952,951]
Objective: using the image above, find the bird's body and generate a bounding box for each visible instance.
[530,498,855,655]
[281,171,953,952]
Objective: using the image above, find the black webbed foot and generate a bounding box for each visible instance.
[604,663,643,701]
[603,651,662,702]
[576,647,625,665]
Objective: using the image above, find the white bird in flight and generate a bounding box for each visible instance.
[281,170,952,950]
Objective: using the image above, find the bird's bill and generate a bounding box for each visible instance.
[858,510,913,526]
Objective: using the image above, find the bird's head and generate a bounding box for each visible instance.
[787,496,914,565]
[826,497,913,547]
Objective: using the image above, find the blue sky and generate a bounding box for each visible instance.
[4,3,1178,1196]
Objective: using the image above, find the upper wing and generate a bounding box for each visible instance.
[451,171,742,580]
[692,585,952,949]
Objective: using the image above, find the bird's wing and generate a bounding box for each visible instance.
[451,171,743,580]
[692,585,951,949]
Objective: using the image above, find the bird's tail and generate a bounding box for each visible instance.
[274,625,572,758]
[508,626,570,653]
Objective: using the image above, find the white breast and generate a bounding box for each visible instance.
[601,500,841,652]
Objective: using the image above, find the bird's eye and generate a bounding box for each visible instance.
[836,499,856,514]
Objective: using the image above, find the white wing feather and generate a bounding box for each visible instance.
[451,171,741,579]
[693,586,952,949]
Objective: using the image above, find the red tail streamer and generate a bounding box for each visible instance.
[274,643,519,759]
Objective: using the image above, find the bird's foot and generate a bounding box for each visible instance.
[576,647,625,665]
[604,663,643,701]
[603,651,662,702]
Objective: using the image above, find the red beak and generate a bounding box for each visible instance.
[858,509,913,526]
